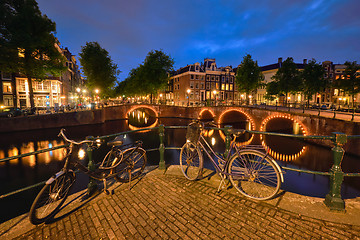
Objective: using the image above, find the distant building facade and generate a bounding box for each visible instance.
[169,58,238,106]
[0,41,83,108]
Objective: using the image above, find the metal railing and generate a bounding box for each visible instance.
[0,125,360,212]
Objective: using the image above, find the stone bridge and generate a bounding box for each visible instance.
[1,104,359,155]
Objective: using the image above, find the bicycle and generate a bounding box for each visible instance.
[29,129,147,225]
[180,121,283,200]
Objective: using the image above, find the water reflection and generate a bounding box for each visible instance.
[127,108,157,130]
[260,115,308,161]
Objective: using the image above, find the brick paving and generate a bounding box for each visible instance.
[2,166,360,239]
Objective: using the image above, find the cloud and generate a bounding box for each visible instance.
[36,0,360,80]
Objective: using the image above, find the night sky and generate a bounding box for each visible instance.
[37,0,360,81]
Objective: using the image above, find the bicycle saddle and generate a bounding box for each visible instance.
[107,139,123,147]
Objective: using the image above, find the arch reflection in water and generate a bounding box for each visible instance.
[218,109,255,146]
[127,107,158,130]
[260,115,308,162]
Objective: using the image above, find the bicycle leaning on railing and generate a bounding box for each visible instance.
[29,129,147,225]
[180,121,284,201]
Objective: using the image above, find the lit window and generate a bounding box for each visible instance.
[3,82,12,93]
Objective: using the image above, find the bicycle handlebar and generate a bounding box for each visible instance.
[58,129,95,145]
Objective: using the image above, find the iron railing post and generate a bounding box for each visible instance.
[324,132,347,211]
[86,136,97,196]
[224,125,232,158]
[158,124,166,170]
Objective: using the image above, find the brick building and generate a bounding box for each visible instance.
[169,59,238,106]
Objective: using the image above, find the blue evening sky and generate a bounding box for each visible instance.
[37,0,360,81]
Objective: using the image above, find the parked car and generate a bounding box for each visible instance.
[320,104,330,110]
[0,107,24,118]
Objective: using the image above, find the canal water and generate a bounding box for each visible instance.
[0,108,360,223]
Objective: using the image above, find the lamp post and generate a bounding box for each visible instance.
[159,93,163,105]
[187,89,191,106]
[76,88,81,107]
[213,90,217,106]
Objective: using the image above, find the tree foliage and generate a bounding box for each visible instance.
[270,57,301,104]
[300,59,327,105]
[235,54,264,104]
[116,50,174,101]
[79,41,120,97]
[0,0,66,108]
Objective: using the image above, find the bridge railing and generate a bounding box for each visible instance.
[1,125,360,212]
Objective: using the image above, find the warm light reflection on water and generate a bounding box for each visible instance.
[5,140,65,167]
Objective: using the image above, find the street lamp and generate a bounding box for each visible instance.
[94,89,100,103]
[213,90,217,106]
[187,89,191,106]
[76,88,81,106]
[159,93,163,104]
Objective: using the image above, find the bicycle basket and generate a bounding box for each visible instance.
[186,122,201,143]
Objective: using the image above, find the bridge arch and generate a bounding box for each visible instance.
[125,105,159,131]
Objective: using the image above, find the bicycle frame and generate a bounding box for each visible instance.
[196,134,236,176]
[60,142,142,181]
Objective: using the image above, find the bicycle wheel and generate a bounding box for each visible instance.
[228,149,281,200]
[114,147,147,183]
[180,142,203,180]
[29,172,75,225]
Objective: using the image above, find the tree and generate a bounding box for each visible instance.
[335,61,360,108]
[116,50,174,103]
[0,0,66,109]
[79,41,120,97]
[265,81,280,102]
[271,57,301,105]
[301,59,327,107]
[235,54,264,104]
[140,50,174,103]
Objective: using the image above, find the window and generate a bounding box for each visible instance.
[230,84,233,91]
[191,74,194,80]
[230,77,233,83]
[206,76,210,80]
[1,72,11,80]
[3,82,12,93]
[206,82,210,90]
[216,76,219,81]
[3,95,13,106]
[211,76,215,81]
[43,81,50,91]
[200,83,204,89]
[221,84,225,90]
[226,84,229,91]
[190,81,194,89]
[222,76,225,82]
[19,79,26,92]
[195,75,199,80]
[195,83,199,89]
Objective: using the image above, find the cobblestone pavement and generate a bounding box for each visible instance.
[2,167,360,239]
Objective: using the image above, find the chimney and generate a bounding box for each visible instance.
[278,57,283,64]
[303,59,307,65]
